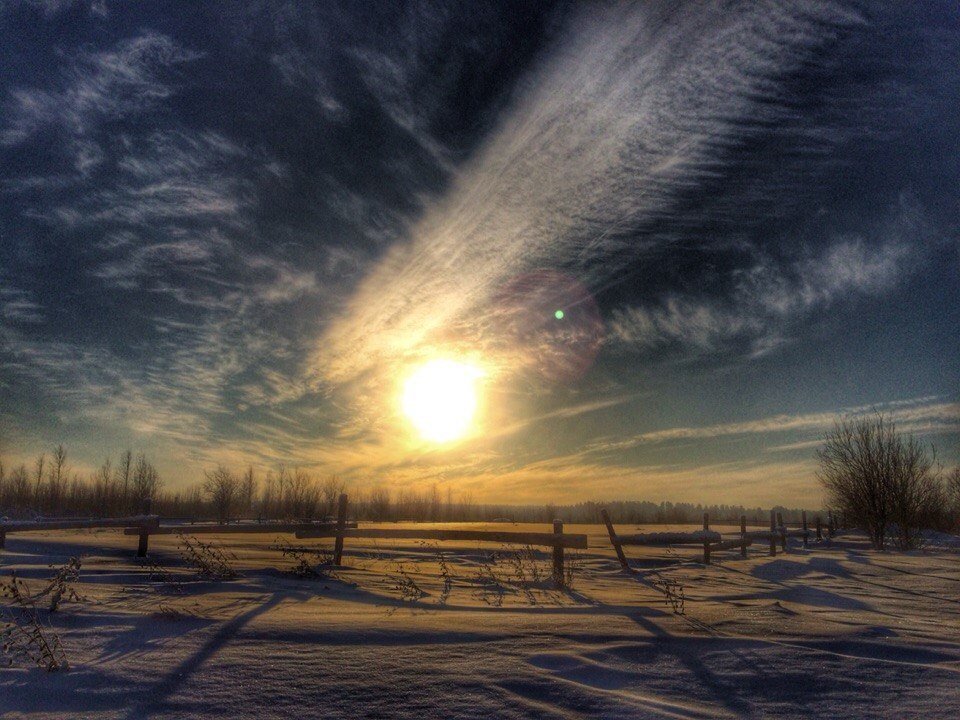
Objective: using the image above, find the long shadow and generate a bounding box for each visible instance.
[0,535,135,563]
[712,558,874,612]
[627,611,755,716]
[125,591,290,719]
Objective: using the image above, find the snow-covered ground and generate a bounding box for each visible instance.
[2,523,959,719]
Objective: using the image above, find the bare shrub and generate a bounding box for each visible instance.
[946,467,960,532]
[36,557,85,612]
[139,557,185,594]
[390,563,425,601]
[818,414,944,549]
[1,573,70,671]
[272,538,335,579]
[177,534,239,580]
[649,571,685,615]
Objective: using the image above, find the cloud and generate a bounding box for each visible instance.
[1,31,201,146]
[313,1,864,393]
[608,201,928,356]
[0,287,44,324]
[589,396,959,452]
[270,49,345,119]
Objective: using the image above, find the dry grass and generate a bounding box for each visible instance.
[177,534,240,581]
[271,538,336,579]
[1,573,70,671]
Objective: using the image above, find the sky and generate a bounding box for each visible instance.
[0,0,958,508]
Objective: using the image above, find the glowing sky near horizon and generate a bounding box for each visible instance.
[0,1,958,506]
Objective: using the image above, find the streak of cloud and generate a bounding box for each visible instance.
[314,1,863,393]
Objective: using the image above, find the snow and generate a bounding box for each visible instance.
[2,523,959,718]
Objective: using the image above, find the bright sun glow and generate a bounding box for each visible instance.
[402,359,483,443]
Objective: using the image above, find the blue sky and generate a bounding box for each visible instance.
[1,1,957,506]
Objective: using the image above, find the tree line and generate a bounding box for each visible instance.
[0,447,161,518]
[7,419,956,538]
[0,446,821,525]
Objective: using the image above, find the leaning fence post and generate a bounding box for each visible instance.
[702,513,711,565]
[333,493,348,566]
[552,519,565,586]
[600,509,629,571]
[769,510,776,557]
[776,512,786,551]
[0,531,5,550]
[137,497,153,558]
[816,516,822,542]
[740,515,747,558]
[802,511,808,548]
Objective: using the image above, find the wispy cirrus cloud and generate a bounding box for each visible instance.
[609,201,929,356]
[586,396,959,454]
[2,31,201,148]
[313,2,865,390]
[0,287,44,325]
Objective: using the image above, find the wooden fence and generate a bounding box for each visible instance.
[0,494,587,584]
[601,508,831,568]
[296,495,587,585]
[2,494,831,581]
[1,498,353,558]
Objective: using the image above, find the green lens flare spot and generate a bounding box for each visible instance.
[554,310,564,320]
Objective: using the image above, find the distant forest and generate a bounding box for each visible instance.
[0,447,817,525]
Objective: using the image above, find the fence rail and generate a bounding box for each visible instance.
[602,507,829,568]
[123,522,355,537]
[295,527,587,548]
[298,496,587,585]
[1,494,831,582]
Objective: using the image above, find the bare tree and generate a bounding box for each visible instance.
[48,445,67,515]
[115,450,132,511]
[240,466,257,517]
[369,486,391,521]
[131,454,162,510]
[203,466,238,524]
[92,459,113,517]
[32,453,45,510]
[818,414,943,549]
[946,466,960,532]
[428,484,441,522]
[320,475,345,518]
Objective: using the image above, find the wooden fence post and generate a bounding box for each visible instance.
[0,531,5,550]
[801,511,808,548]
[137,497,152,558]
[333,493,348,566]
[740,515,747,558]
[552,519,565,586]
[769,509,776,557]
[828,512,835,538]
[816,516,822,541]
[600,509,629,571]
[702,513,711,565]
[776,512,786,551]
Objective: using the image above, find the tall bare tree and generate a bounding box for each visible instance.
[48,445,67,514]
[818,414,943,549]
[32,453,45,510]
[116,450,132,510]
[131,454,162,510]
[203,466,238,524]
[320,475,345,518]
[240,466,257,517]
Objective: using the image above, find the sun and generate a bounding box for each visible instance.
[401,359,483,443]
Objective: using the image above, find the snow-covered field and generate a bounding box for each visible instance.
[2,523,959,719]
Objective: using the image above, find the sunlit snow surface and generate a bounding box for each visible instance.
[1,525,959,719]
